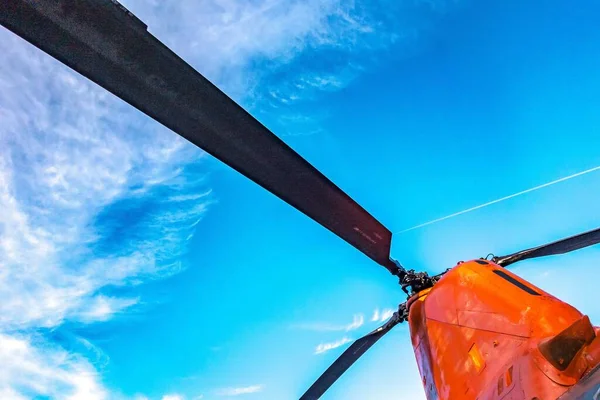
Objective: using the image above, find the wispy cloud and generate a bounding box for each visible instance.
[346,314,365,331]
[307,310,394,356]
[3,0,384,394]
[293,313,364,332]
[0,24,213,395]
[371,308,395,323]
[372,309,380,322]
[315,337,353,354]
[124,0,385,101]
[0,3,337,394]
[0,26,213,329]
[1,0,462,398]
[75,296,140,323]
[126,0,450,137]
[216,385,265,396]
[163,395,185,400]
[0,333,107,400]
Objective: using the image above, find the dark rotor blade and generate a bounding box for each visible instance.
[494,227,600,267]
[300,313,401,400]
[0,0,400,274]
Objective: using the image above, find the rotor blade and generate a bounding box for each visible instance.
[300,313,401,400]
[493,227,600,267]
[0,0,400,274]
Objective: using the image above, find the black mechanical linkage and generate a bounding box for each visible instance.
[400,269,448,296]
[0,0,401,275]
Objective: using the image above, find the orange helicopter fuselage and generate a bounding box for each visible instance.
[408,259,600,400]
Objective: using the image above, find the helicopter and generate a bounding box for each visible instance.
[2,1,600,399]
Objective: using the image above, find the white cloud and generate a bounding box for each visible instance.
[216,385,265,396]
[0,388,28,400]
[163,395,185,400]
[0,3,346,394]
[0,29,212,333]
[169,190,213,203]
[315,337,353,354]
[75,296,140,323]
[122,0,379,98]
[121,0,439,116]
[0,0,460,398]
[0,17,208,400]
[379,309,395,322]
[371,309,380,322]
[292,322,347,331]
[371,308,395,323]
[0,333,107,400]
[345,314,364,331]
[293,313,364,332]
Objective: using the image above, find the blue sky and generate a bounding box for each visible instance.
[1,0,600,399]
